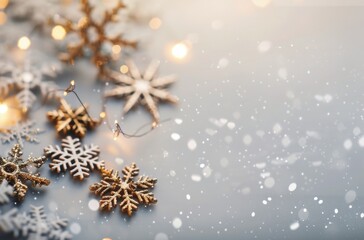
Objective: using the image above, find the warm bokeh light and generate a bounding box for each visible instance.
[0,0,8,9]
[99,111,106,119]
[149,17,162,30]
[252,0,272,8]
[52,25,67,40]
[64,80,75,96]
[78,16,88,28]
[0,11,6,25]
[171,42,189,60]
[0,103,8,114]
[119,64,128,74]
[112,45,121,54]
[17,36,31,50]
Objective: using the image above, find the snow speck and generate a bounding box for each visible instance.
[155,232,169,240]
[70,222,81,235]
[273,123,282,134]
[202,166,212,178]
[298,208,309,221]
[169,170,176,177]
[191,174,202,182]
[318,199,323,205]
[278,68,288,80]
[264,177,275,188]
[175,119,183,125]
[343,139,353,150]
[288,183,297,192]
[353,127,361,136]
[358,136,364,147]
[345,190,357,204]
[251,212,256,217]
[115,157,124,165]
[334,209,339,214]
[187,139,197,151]
[217,58,229,69]
[243,134,252,146]
[360,213,364,219]
[290,221,300,231]
[186,194,191,200]
[88,199,99,211]
[258,41,271,53]
[171,133,181,141]
[227,122,235,129]
[281,135,291,147]
[172,218,182,229]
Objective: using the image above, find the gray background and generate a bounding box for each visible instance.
[1,0,364,239]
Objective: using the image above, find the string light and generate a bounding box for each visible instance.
[149,17,162,30]
[112,45,121,54]
[17,36,31,50]
[0,103,8,114]
[64,80,75,96]
[171,42,189,60]
[119,64,128,74]
[0,0,8,9]
[51,25,67,40]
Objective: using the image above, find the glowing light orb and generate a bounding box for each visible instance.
[52,25,67,40]
[17,36,31,50]
[0,103,8,114]
[171,42,189,60]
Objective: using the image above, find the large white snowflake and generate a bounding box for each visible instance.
[0,61,62,112]
[104,60,178,123]
[0,205,72,240]
[44,136,104,181]
[0,120,43,147]
[0,180,13,205]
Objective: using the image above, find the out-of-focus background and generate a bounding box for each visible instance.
[1,0,364,239]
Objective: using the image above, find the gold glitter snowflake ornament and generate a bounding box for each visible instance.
[47,98,99,138]
[0,144,50,201]
[53,0,136,74]
[105,60,178,124]
[90,163,157,216]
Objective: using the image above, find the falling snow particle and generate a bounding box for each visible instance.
[273,123,282,134]
[343,139,353,150]
[174,119,183,125]
[115,158,124,165]
[298,208,309,221]
[251,212,255,217]
[345,190,357,204]
[172,218,182,229]
[70,222,81,235]
[171,133,181,141]
[170,170,176,177]
[264,177,275,188]
[243,135,252,146]
[288,183,297,192]
[186,194,191,200]
[88,199,99,211]
[187,139,197,151]
[290,221,300,231]
[155,232,169,240]
[358,136,364,147]
[360,213,364,219]
[258,41,271,53]
[227,122,235,129]
[191,174,202,182]
[202,166,212,178]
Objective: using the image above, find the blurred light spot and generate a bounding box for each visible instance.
[155,232,168,240]
[0,103,8,114]
[345,190,357,204]
[187,139,197,151]
[252,0,272,8]
[264,177,275,188]
[290,221,300,231]
[149,17,162,30]
[18,36,31,50]
[288,183,297,192]
[88,199,99,211]
[0,0,8,9]
[119,64,128,74]
[52,25,66,40]
[70,222,81,235]
[99,111,106,119]
[171,42,189,60]
[171,133,180,141]
[112,45,121,54]
[0,11,6,25]
[78,16,88,28]
[258,40,271,53]
[172,218,182,229]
